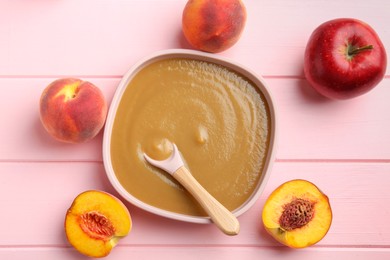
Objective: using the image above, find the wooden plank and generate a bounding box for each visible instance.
[270,78,390,160]
[0,78,118,162]
[1,78,389,161]
[0,0,388,259]
[0,0,388,77]
[0,161,389,246]
[0,246,389,260]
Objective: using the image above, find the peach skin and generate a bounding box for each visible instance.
[39,78,107,143]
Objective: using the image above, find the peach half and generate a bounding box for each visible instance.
[39,78,107,143]
[182,0,247,53]
[262,179,332,248]
[65,190,132,258]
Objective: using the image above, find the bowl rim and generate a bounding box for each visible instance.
[102,48,278,224]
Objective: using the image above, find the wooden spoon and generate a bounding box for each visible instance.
[143,143,240,236]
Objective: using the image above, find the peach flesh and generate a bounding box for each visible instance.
[65,190,132,258]
[262,179,332,248]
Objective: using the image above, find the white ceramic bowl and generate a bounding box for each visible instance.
[103,49,277,224]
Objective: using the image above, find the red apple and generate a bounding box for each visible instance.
[304,18,387,99]
[40,78,107,143]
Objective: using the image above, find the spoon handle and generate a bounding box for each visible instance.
[173,166,240,236]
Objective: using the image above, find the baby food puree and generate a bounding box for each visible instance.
[111,58,270,216]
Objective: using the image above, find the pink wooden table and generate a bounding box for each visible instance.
[1,0,389,259]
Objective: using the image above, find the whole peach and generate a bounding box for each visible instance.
[182,0,247,53]
[39,78,107,143]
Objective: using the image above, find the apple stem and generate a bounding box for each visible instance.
[348,44,373,56]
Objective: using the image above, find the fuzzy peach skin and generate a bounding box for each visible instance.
[39,78,107,143]
[182,0,246,53]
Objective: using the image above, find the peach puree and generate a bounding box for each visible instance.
[111,58,270,216]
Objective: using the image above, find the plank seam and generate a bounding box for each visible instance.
[0,75,388,79]
[0,244,389,249]
[1,159,390,164]
[275,158,390,163]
